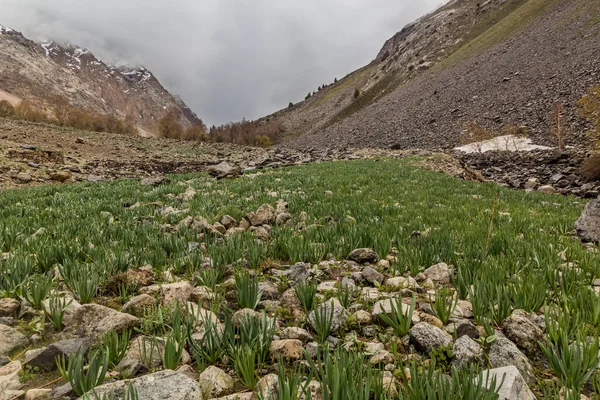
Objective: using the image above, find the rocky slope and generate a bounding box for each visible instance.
[273,0,600,151]
[0,25,200,133]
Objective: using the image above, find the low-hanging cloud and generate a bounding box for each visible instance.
[0,0,443,125]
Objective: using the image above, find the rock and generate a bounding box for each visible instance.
[488,337,535,384]
[50,382,75,399]
[61,304,139,342]
[191,286,216,307]
[252,374,278,400]
[423,263,451,285]
[0,361,22,398]
[79,370,203,400]
[114,356,148,378]
[0,298,20,318]
[370,350,394,365]
[502,310,544,357]
[250,225,271,240]
[361,266,384,285]
[25,338,90,371]
[348,248,379,264]
[247,204,276,226]
[372,299,411,318]
[25,388,52,399]
[49,171,71,182]
[87,175,106,182]
[0,325,29,355]
[354,310,373,324]
[454,300,474,319]
[215,394,253,400]
[456,321,480,340]
[122,294,158,316]
[198,366,235,398]
[220,215,237,229]
[175,364,197,381]
[538,185,556,194]
[308,299,347,334]
[279,327,313,342]
[212,222,227,234]
[140,175,167,186]
[452,335,483,366]
[409,322,452,353]
[161,281,194,306]
[575,197,600,243]
[270,339,303,360]
[16,172,32,183]
[279,262,311,285]
[386,276,418,290]
[478,366,536,400]
[207,161,241,179]
[275,212,293,226]
[180,187,196,202]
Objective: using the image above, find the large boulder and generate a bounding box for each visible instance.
[502,310,544,357]
[24,338,90,371]
[478,366,536,400]
[78,370,203,400]
[488,337,535,385]
[61,304,139,342]
[409,322,453,353]
[575,197,600,243]
[207,161,241,179]
[198,366,234,398]
[0,325,29,355]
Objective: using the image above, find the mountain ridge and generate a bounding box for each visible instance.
[0,24,201,134]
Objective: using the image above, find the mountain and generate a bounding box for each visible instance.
[271,0,600,150]
[0,24,200,134]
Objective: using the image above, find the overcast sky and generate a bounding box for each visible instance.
[0,0,443,125]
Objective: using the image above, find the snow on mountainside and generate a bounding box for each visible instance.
[0,25,201,133]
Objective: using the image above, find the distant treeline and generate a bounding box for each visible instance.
[0,98,137,135]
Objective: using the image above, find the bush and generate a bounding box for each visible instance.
[157,109,184,139]
[578,85,600,147]
[353,88,360,99]
[580,155,600,182]
[0,100,14,117]
[208,119,284,147]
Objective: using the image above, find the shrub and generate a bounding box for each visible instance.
[13,101,46,123]
[353,88,360,99]
[234,270,262,310]
[378,295,415,337]
[288,102,294,108]
[157,109,184,139]
[579,155,600,182]
[294,280,318,313]
[578,85,600,147]
[0,100,14,117]
[57,347,109,396]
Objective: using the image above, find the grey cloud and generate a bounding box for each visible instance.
[0,0,443,125]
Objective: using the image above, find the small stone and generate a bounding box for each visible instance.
[477,366,536,400]
[270,339,303,360]
[502,310,544,357]
[140,175,167,186]
[123,294,158,317]
[423,263,451,285]
[49,171,71,182]
[219,215,237,229]
[0,325,29,355]
[198,366,235,398]
[16,172,32,183]
[453,335,483,366]
[25,338,90,371]
[489,337,535,384]
[361,266,384,285]
[348,248,379,264]
[0,298,20,318]
[370,350,394,365]
[409,322,452,353]
[247,204,276,226]
[279,327,313,342]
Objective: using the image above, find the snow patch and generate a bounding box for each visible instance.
[0,25,14,34]
[454,135,553,154]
